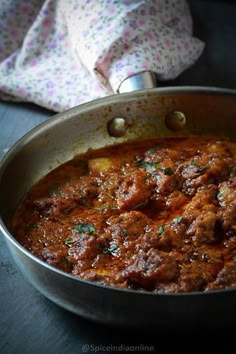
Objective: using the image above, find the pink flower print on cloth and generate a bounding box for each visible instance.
[0,0,204,112]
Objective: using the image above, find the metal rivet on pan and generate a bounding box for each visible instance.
[165,111,186,131]
[107,117,128,137]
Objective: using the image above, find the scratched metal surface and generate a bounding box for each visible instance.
[0,1,235,353]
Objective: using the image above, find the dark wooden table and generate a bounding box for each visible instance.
[0,1,235,353]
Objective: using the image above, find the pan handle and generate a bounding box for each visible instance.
[117,71,157,93]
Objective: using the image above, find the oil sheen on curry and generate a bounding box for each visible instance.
[12,137,236,293]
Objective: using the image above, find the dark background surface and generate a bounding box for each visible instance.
[0,1,236,353]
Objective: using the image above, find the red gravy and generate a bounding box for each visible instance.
[12,137,236,293]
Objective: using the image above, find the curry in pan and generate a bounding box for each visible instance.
[12,137,236,293]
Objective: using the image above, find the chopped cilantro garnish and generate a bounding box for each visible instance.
[191,159,197,166]
[173,216,182,224]
[103,244,119,256]
[164,167,174,176]
[137,160,160,172]
[158,225,165,234]
[73,224,96,234]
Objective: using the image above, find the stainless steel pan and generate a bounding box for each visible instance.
[0,81,236,329]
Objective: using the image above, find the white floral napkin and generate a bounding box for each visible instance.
[0,0,204,112]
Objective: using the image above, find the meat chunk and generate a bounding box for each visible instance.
[41,245,72,272]
[223,236,236,261]
[144,227,184,252]
[33,196,77,217]
[178,148,233,195]
[33,175,101,217]
[186,211,220,245]
[105,211,153,246]
[180,164,207,180]
[69,233,106,276]
[207,262,236,290]
[66,234,99,259]
[61,176,99,201]
[183,185,218,223]
[165,190,189,210]
[153,172,178,195]
[221,202,236,231]
[179,260,223,292]
[218,178,236,206]
[116,170,151,210]
[122,248,178,289]
[218,178,236,231]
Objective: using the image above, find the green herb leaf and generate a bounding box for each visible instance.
[158,225,165,234]
[173,216,182,224]
[191,159,197,166]
[164,167,174,176]
[137,161,160,172]
[73,224,96,234]
[103,243,119,256]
